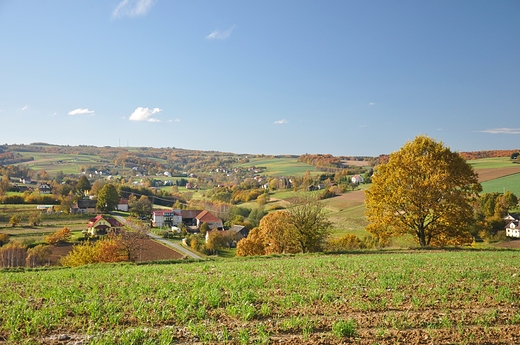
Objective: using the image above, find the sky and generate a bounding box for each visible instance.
[0,0,519,157]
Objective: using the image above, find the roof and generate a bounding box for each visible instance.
[196,210,221,223]
[152,209,181,216]
[87,214,122,228]
[181,210,203,219]
[118,198,128,205]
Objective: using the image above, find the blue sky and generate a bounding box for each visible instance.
[0,1,519,156]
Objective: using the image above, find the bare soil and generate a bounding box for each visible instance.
[475,166,520,182]
[48,238,184,265]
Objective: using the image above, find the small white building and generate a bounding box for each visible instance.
[505,218,520,238]
[152,209,182,228]
[351,174,364,184]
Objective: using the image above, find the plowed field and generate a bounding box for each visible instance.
[475,166,520,182]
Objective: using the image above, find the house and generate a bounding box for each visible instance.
[117,198,129,212]
[505,217,520,238]
[351,174,364,184]
[181,210,203,227]
[205,225,250,247]
[152,209,182,228]
[38,182,52,194]
[86,215,123,236]
[196,210,223,230]
[73,199,98,214]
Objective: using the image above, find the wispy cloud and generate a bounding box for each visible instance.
[129,107,162,122]
[369,102,375,106]
[68,108,94,115]
[112,0,154,19]
[479,128,520,135]
[167,118,180,123]
[21,105,29,111]
[274,118,288,125]
[206,25,236,40]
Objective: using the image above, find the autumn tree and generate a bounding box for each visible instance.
[286,194,332,253]
[236,228,265,256]
[45,227,72,245]
[259,211,300,254]
[9,215,21,227]
[96,184,120,212]
[365,135,481,247]
[28,212,42,226]
[0,242,27,268]
[26,244,52,267]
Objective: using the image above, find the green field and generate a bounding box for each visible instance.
[16,152,105,175]
[481,173,520,195]
[1,250,519,344]
[234,157,317,176]
[468,157,518,169]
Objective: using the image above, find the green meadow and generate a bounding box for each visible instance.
[481,173,520,195]
[468,157,517,169]
[234,157,317,176]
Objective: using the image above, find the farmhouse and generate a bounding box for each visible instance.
[151,209,182,228]
[72,199,97,214]
[86,215,123,236]
[117,198,129,212]
[196,210,223,230]
[505,216,520,238]
[38,182,52,194]
[351,174,364,184]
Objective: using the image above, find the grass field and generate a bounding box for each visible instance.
[468,157,518,169]
[1,250,519,344]
[234,157,317,176]
[16,152,105,175]
[481,173,520,195]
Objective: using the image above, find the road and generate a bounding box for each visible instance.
[147,232,203,260]
[114,215,203,260]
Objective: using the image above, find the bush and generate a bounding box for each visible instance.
[45,227,71,245]
[0,233,9,246]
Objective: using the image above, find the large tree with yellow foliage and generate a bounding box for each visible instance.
[365,135,481,247]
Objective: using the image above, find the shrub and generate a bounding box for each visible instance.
[0,233,9,246]
[45,227,71,245]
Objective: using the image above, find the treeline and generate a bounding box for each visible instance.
[459,150,520,160]
[298,154,375,171]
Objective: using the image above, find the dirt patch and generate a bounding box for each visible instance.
[47,238,184,265]
[492,238,520,249]
[475,166,520,182]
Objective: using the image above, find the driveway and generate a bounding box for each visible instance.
[114,215,203,260]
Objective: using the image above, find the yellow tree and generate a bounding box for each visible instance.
[259,211,300,254]
[365,135,481,247]
[236,228,265,256]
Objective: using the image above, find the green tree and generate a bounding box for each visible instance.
[96,184,120,212]
[129,195,153,217]
[365,135,481,247]
[77,175,91,195]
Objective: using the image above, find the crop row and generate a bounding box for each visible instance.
[1,250,520,344]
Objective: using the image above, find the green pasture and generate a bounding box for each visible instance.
[468,157,518,169]
[234,157,317,176]
[481,173,520,195]
[15,152,105,175]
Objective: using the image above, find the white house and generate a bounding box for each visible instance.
[351,174,364,184]
[152,209,182,228]
[505,218,520,238]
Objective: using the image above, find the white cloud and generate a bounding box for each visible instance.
[479,128,520,135]
[68,108,94,115]
[112,0,154,19]
[167,119,180,123]
[369,102,375,106]
[206,25,236,40]
[21,105,29,111]
[274,118,288,125]
[129,107,162,122]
